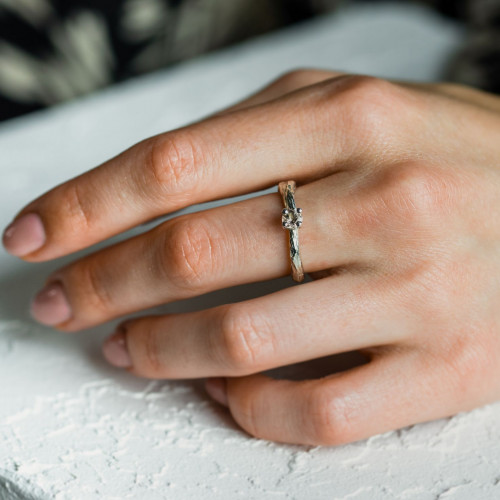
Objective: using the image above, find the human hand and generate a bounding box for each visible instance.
[4,69,500,446]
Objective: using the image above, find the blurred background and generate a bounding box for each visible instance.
[0,0,499,122]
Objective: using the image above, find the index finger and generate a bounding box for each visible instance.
[2,74,382,261]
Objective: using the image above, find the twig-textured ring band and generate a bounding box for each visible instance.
[279,180,304,282]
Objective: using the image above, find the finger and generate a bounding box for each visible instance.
[102,273,405,379]
[142,68,341,229]
[213,68,343,116]
[35,173,376,330]
[208,349,469,446]
[4,73,396,261]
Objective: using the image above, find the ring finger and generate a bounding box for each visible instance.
[31,173,376,330]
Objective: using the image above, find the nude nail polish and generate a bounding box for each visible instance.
[3,213,46,257]
[102,328,132,368]
[205,378,228,407]
[30,282,72,326]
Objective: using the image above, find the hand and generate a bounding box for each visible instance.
[4,68,500,446]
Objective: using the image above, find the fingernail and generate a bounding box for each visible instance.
[3,213,46,257]
[30,281,72,326]
[102,327,132,368]
[205,377,228,407]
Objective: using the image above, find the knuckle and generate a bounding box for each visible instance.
[318,75,407,141]
[273,68,318,91]
[161,216,218,292]
[140,322,164,376]
[307,386,356,446]
[331,74,388,94]
[219,305,273,373]
[323,74,396,109]
[59,182,92,237]
[76,260,114,314]
[354,164,455,241]
[145,132,203,202]
[382,164,452,222]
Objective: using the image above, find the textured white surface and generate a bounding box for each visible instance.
[2,3,498,500]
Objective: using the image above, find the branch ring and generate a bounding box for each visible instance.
[279,180,304,282]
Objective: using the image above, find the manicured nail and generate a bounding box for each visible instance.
[102,327,132,368]
[205,378,228,407]
[30,281,72,326]
[2,213,46,257]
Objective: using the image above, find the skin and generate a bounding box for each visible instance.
[4,68,500,446]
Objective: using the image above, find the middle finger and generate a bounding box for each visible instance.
[11,74,372,262]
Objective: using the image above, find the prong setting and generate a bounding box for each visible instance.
[281,207,303,230]
[278,180,305,282]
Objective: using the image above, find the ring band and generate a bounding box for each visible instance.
[279,180,304,282]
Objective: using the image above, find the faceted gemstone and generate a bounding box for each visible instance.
[282,208,303,230]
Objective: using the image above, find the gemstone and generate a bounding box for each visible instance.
[282,207,303,230]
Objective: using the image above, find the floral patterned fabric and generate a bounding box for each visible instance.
[0,0,499,121]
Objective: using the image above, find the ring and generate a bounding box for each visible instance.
[279,180,304,282]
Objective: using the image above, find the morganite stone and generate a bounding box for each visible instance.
[282,208,303,230]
